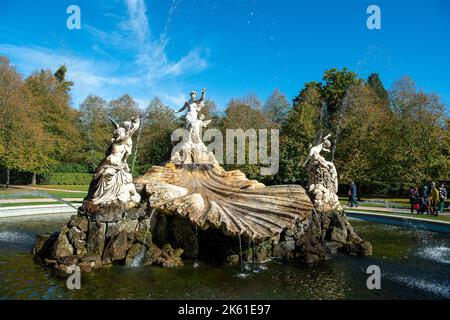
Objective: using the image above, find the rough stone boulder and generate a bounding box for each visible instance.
[32,201,184,272]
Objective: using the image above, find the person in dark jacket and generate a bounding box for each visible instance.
[348,181,358,208]
[418,195,428,214]
[439,183,447,214]
[408,187,419,214]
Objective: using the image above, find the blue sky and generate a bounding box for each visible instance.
[1,0,449,111]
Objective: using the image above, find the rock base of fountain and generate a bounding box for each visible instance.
[32,201,183,272]
[150,208,371,265]
[33,163,371,272]
[132,162,371,266]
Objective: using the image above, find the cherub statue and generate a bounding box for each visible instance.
[84,116,141,206]
[176,88,206,142]
[305,130,340,212]
[303,130,332,167]
[192,114,212,144]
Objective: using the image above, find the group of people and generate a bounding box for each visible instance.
[409,183,447,216]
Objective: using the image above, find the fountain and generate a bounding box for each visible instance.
[32,89,371,273]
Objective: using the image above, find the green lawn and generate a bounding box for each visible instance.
[0,186,87,199]
[38,184,89,191]
[0,201,83,208]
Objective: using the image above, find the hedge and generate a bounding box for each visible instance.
[41,173,93,185]
[51,163,90,173]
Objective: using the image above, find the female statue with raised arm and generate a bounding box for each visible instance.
[84,116,141,206]
[176,88,206,142]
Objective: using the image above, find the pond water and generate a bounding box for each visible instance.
[0,213,449,300]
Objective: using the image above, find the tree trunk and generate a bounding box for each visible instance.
[5,168,10,189]
[31,173,37,185]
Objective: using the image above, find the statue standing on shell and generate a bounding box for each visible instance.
[84,116,141,206]
[176,88,206,142]
[305,130,341,212]
[172,88,216,165]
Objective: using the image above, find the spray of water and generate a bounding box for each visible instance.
[331,85,358,161]
[131,117,145,175]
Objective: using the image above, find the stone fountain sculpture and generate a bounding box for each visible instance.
[33,90,371,273]
[84,116,141,207]
[33,116,183,272]
[304,131,340,213]
[171,89,217,165]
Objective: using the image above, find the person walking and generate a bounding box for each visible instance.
[439,183,447,214]
[348,181,358,208]
[421,185,430,214]
[430,182,440,216]
[347,183,352,206]
[409,187,419,214]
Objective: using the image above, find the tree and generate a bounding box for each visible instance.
[333,83,392,188]
[262,89,290,127]
[322,67,361,115]
[277,82,322,184]
[108,94,141,124]
[222,97,269,130]
[0,58,53,186]
[387,76,448,189]
[54,65,74,94]
[367,73,389,107]
[221,97,270,181]
[25,67,82,175]
[79,95,110,170]
[138,97,178,172]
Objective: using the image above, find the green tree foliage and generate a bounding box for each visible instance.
[333,83,392,187]
[108,94,140,124]
[25,67,81,165]
[387,76,448,188]
[0,58,54,185]
[262,89,290,127]
[367,73,389,107]
[322,67,361,115]
[54,65,74,94]
[79,95,110,170]
[137,98,178,172]
[277,82,322,184]
[221,97,270,180]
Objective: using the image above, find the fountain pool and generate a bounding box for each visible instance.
[0,213,449,299]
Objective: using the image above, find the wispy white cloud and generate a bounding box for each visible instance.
[124,0,150,44]
[1,0,208,108]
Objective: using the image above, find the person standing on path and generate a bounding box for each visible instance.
[430,182,440,216]
[439,183,447,214]
[409,187,419,214]
[348,181,358,208]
